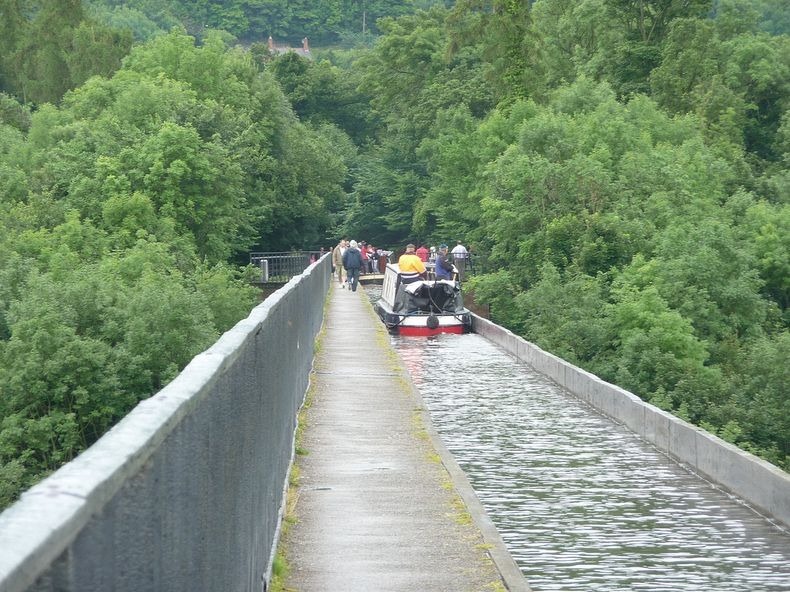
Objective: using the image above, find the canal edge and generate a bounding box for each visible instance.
[396,354,532,591]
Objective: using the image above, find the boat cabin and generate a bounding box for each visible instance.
[375,264,471,335]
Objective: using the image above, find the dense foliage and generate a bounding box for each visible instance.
[0,0,788,508]
[0,0,133,104]
[82,0,425,44]
[0,29,350,506]
[329,0,789,470]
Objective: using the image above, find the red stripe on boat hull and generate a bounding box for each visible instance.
[396,325,467,336]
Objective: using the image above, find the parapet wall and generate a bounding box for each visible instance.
[472,314,790,529]
[0,257,331,592]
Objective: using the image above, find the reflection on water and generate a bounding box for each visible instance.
[391,330,790,592]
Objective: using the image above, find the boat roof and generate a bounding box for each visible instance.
[403,279,457,293]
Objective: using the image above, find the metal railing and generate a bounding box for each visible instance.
[245,249,485,283]
[249,251,324,283]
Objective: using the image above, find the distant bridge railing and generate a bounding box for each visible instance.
[250,251,325,283]
[246,250,487,283]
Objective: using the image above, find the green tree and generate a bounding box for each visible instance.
[728,333,790,466]
[84,1,167,41]
[268,52,375,143]
[67,21,133,87]
[448,0,545,101]
[598,0,710,96]
[605,281,711,406]
[741,199,790,311]
[652,17,790,166]
[4,0,131,105]
[0,24,351,506]
[0,0,26,95]
[510,262,610,365]
[14,0,85,103]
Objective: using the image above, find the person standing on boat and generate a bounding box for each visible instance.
[434,244,455,281]
[398,243,427,284]
[451,240,468,261]
[416,244,429,262]
[451,240,469,279]
[342,240,363,292]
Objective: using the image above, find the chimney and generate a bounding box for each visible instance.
[268,36,274,50]
[302,37,310,52]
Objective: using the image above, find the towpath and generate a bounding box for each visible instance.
[280,283,528,591]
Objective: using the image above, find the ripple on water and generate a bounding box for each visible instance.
[392,332,790,592]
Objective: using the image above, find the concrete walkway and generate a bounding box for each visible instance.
[281,283,529,592]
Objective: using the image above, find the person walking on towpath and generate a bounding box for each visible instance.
[342,240,363,292]
[332,239,346,286]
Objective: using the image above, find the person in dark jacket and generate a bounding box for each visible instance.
[434,244,455,281]
[342,240,363,291]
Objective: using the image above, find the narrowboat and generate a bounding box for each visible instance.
[373,263,472,336]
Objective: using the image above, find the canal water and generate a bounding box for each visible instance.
[367,283,790,591]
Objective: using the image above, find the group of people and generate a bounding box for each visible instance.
[332,238,470,291]
[331,239,392,292]
[398,241,467,283]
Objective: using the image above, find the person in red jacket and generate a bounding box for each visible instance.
[415,244,429,262]
[366,244,378,272]
[360,241,370,273]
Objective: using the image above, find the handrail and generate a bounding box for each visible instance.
[249,251,326,282]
